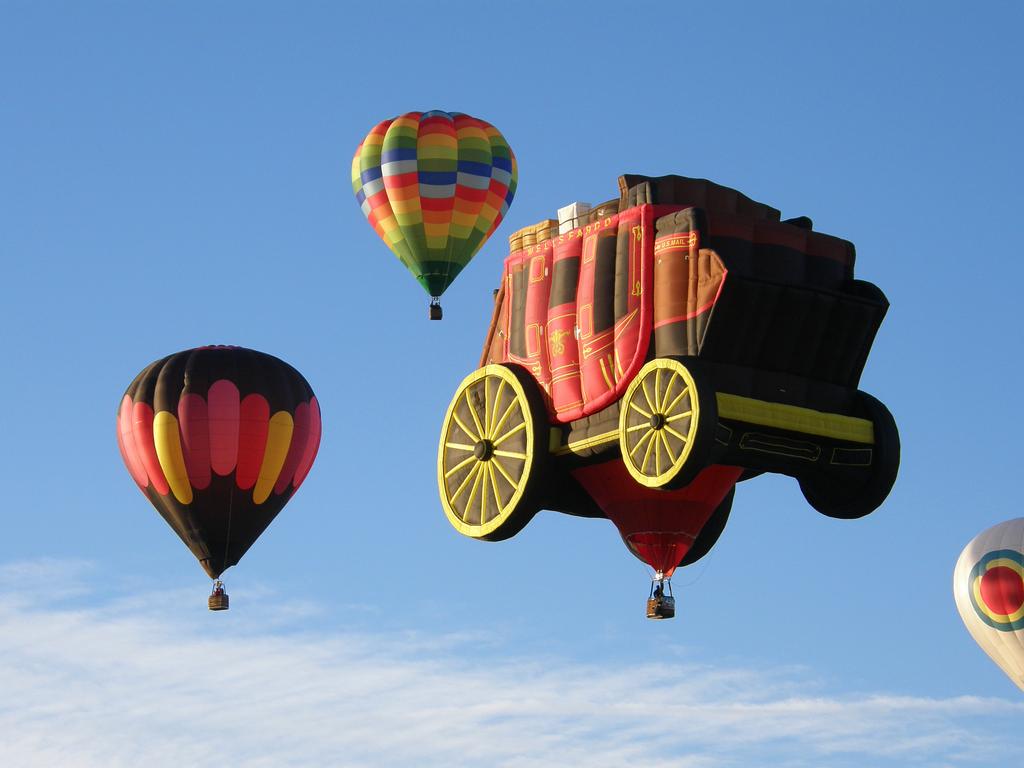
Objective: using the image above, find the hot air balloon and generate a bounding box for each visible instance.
[116,346,322,609]
[352,110,517,320]
[437,173,900,618]
[954,518,1024,692]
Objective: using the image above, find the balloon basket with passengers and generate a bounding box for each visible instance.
[437,174,900,619]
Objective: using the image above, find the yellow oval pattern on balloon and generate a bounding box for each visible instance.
[153,411,194,504]
[253,411,294,505]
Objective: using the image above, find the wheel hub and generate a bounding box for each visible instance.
[649,413,666,430]
[473,439,495,461]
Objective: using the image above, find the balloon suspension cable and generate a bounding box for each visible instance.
[222,485,235,578]
[208,484,235,611]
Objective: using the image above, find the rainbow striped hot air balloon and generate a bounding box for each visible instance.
[352,110,517,319]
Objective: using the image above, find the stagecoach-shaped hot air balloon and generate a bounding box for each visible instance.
[437,174,899,618]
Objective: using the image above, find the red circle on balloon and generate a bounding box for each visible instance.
[979,566,1024,616]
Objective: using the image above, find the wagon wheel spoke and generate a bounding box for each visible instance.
[465,463,485,521]
[489,397,519,442]
[662,385,690,418]
[659,431,677,464]
[641,428,657,473]
[493,449,527,460]
[665,422,690,443]
[654,431,662,475]
[490,456,517,489]
[661,373,681,412]
[479,463,490,523]
[444,454,478,480]
[465,389,486,439]
[487,379,507,438]
[491,420,526,448]
[628,402,652,420]
[486,463,502,520]
[641,378,656,414]
[450,462,483,508]
[482,376,491,436]
[629,427,655,459]
[451,411,480,443]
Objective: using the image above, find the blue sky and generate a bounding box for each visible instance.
[2,1,1023,765]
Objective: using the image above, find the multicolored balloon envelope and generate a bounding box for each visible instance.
[116,346,321,580]
[352,110,517,317]
[954,518,1024,692]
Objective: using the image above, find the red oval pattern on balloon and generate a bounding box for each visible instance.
[117,395,149,489]
[131,401,169,495]
[980,566,1024,616]
[235,394,270,490]
[275,400,310,495]
[208,379,240,476]
[178,392,212,490]
[293,397,321,489]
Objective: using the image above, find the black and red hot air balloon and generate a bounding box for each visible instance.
[116,346,321,609]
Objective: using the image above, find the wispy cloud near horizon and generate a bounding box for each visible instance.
[0,559,1017,768]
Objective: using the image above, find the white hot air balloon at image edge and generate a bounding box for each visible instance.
[953,518,1024,692]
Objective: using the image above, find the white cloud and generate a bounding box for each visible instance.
[0,560,1018,768]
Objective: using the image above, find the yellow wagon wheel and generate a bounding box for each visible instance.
[437,364,547,541]
[618,357,717,489]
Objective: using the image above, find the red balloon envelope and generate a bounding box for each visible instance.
[573,463,742,577]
